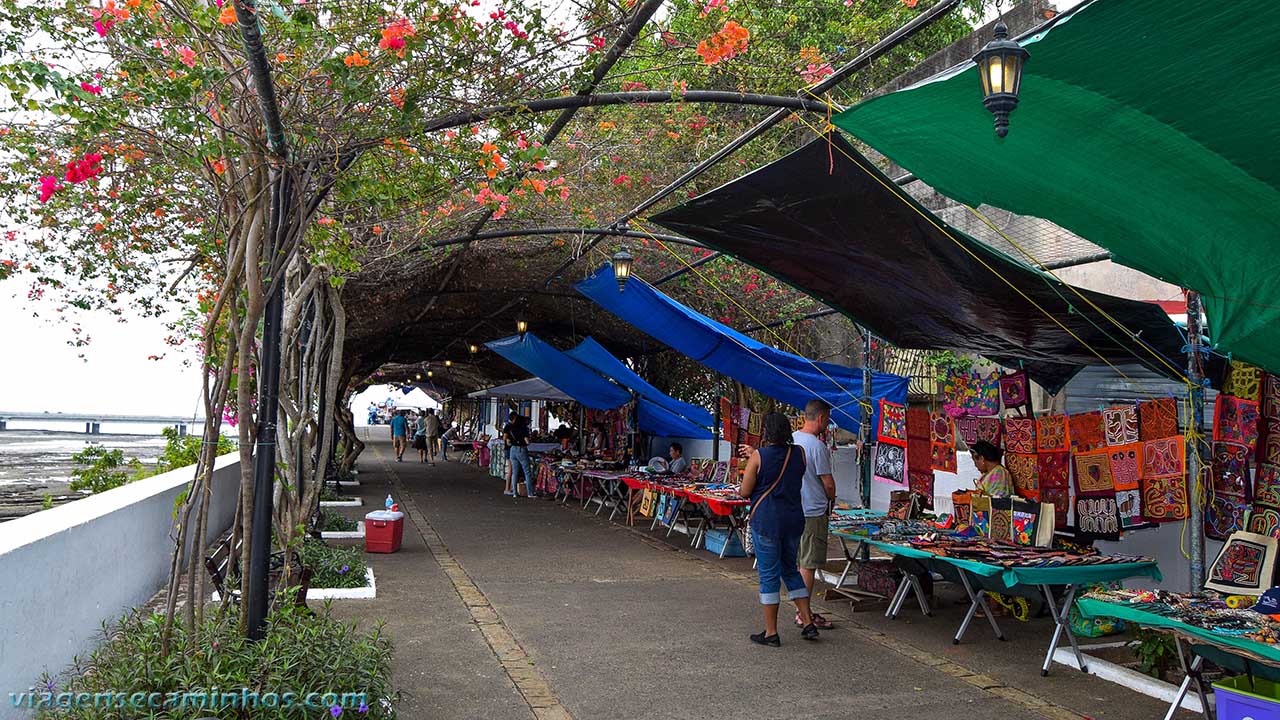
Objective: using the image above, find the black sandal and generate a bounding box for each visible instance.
[800,623,820,641]
[750,631,781,647]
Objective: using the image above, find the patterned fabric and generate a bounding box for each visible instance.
[873,443,907,486]
[1108,443,1143,491]
[877,400,907,447]
[1262,417,1280,465]
[1041,486,1070,529]
[1141,436,1185,479]
[720,397,736,441]
[907,436,932,475]
[955,416,979,446]
[1068,411,1107,454]
[1006,452,1039,501]
[931,441,957,473]
[1102,406,1139,446]
[747,411,763,438]
[1036,414,1069,452]
[1116,489,1144,530]
[1075,496,1120,537]
[1206,495,1249,540]
[1214,395,1261,450]
[1212,440,1253,500]
[906,407,931,440]
[908,470,934,509]
[942,370,1001,418]
[1266,374,1280,419]
[1138,397,1179,441]
[1249,506,1280,539]
[1073,451,1115,497]
[976,417,1003,446]
[1224,360,1264,402]
[1141,475,1189,523]
[1037,452,1071,490]
[1004,417,1037,454]
[999,371,1031,412]
[1254,463,1280,509]
[930,412,955,445]
[990,505,1013,542]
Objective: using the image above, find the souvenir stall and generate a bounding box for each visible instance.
[467,377,576,478]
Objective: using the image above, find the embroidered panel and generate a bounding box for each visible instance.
[1004,417,1037,454]
[1036,414,1068,452]
[1103,406,1139,446]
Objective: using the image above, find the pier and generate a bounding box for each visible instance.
[0,411,206,435]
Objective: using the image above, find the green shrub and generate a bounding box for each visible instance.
[156,426,237,473]
[32,602,396,718]
[300,536,369,589]
[1131,627,1178,679]
[69,444,142,494]
[318,508,358,533]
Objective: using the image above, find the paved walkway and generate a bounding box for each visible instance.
[326,441,1186,719]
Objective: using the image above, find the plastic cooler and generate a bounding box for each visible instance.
[1214,675,1280,720]
[364,510,405,553]
[703,528,747,557]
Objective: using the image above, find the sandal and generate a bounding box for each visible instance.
[800,623,820,641]
[796,612,835,630]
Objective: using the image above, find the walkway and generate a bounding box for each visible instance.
[327,441,1185,719]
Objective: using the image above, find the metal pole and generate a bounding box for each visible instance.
[1185,290,1207,590]
[712,387,721,463]
[861,328,874,509]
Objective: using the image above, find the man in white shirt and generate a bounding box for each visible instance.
[791,399,836,630]
[667,442,689,474]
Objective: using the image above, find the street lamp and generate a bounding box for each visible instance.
[973,21,1029,138]
[612,247,634,292]
[517,318,528,334]
[468,343,479,354]
[427,370,434,378]
[445,360,453,367]
[415,373,422,380]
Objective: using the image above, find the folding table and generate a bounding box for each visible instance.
[862,539,1162,676]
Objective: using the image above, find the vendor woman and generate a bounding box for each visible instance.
[970,440,1012,497]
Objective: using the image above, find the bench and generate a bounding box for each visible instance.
[204,534,312,608]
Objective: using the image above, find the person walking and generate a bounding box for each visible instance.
[389,410,409,462]
[413,411,429,463]
[792,399,837,630]
[503,413,536,498]
[424,408,442,466]
[739,412,819,646]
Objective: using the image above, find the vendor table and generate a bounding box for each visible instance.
[847,536,1161,676]
[1077,597,1280,720]
[684,490,748,557]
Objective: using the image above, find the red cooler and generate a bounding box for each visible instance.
[364,510,405,553]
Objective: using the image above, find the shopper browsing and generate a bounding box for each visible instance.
[389,410,409,462]
[424,408,442,466]
[739,412,819,646]
[503,413,536,498]
[791,398,836,630]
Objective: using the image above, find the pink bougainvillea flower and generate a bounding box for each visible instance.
[38,176,62,203]
[612,174,630,186]
[93,18,114,36]
[587,36,605,52]
[79,81,103,95]
[177,46,197,67]
[63,153,103,184]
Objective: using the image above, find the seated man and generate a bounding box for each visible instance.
[668,442,689,474]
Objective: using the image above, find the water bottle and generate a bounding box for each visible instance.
[385,494,394,511]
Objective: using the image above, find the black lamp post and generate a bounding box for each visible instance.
[973,21,1029,138]
[612,247,634,292]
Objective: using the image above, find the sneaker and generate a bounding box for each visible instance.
[800,623,820,641]
[749,631,781,647]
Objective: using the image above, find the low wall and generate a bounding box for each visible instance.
[0,454,240,716]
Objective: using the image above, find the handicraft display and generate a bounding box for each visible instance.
[1103,405,1139,446]
[1108,444,1143,491]
[1037,451,1070,490]
[1206,495,1250,541]
[942,369,1001,418]
[999,370,1031,413]
[1004,417,1037,455]
[1006,452,1039,501]
[1266,373,1280,420]
[976,417,1003,446]
[1040,486,1069,529]
[1116,489,1144,530]
[1036,414,1068,452]
[989,498,1013,542]
[1068,411,1107,454]
[1250,506,1280,539]
[930,412,957,473]
[1073,451,1115,496]
[1224,361,1265,403]
[908,471,934,509]
[1140,474,1189,523]
[1215,395,1261,450]
[906,407,930,440]
[1075,496,1120,537]
[1262,417,1280,465]
[955,416,979,446]
[1254,463,1280,509]
[1212,441,1253,500]
[1141,436,1185,480]
[1138,397,1180,441]
[873,443,907,486]
[877,400,907,447]
[1204,531,1278,596]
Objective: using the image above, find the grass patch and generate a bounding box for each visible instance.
[318,508,359,533]
[300,536,369,589]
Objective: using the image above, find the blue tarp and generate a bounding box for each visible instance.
[486,333,713,439]
[575,264,909,432]
[566,338,714,427]
[487,333,630,410]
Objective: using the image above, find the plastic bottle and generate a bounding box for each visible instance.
[385,494,394,511]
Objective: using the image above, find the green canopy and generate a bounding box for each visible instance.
[833,0,1280,372]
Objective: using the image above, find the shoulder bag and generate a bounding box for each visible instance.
[743,447,792,555]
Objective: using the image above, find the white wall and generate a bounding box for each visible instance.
[0,454,240,715]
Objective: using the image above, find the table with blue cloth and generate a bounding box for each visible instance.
[831,527,1161,677]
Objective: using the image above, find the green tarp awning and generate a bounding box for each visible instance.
[833,0,1280,372]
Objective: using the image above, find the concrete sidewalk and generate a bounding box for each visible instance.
[327,441,1187,719]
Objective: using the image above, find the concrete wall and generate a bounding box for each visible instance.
[0,454,240,715]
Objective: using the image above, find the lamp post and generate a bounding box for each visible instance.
[612,247,634,292]
[973,21,1029,138]
[517,318,528,334]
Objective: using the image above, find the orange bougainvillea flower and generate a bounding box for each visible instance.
[695,20,749,64]
[217,3,237,24]
[388,86,405,109]
[901,0,920,6]
[371,225,382,235]
[343,51,369,67]
[379,17,416,56]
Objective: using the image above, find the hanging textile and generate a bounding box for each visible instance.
[877,400,907,447]
[1073,451,1115,498]
[1138,397,1180,441]
[1035,414,1069,453]
[1139,435,1188,524]
[1224,360,1265,403]
[1214,395,1261,451]
[929,411,956,473]
[942,370,1001,417]
[1004,417,1037,455]
[1038,451,1070,529]
[1103,406,1140,446]
[1068,411,1107,455]
[1265,374,1280,420]
[999,371,1032,414]
[1250,464,1280,538]
[1209,440,1254,540]
[955,416,979,446]
[873,443,907,487]
[1007,452,1039,502]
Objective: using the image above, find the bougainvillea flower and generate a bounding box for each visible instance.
[38,176,62,203]
[695,20,749,64]
[587,36,605,52]
[177,46,197,67]
[343,51,369,67]
[217,4,237,25]
[901,0,919,6]
[79,81,103,95]
[379,17,415,56]
[63,153,104,183]
[93,18,114,36]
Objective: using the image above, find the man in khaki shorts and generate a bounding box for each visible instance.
[791,399,835,629]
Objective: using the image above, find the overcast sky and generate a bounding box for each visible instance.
[0,0,1088,416]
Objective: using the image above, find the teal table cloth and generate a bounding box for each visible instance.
[1076,597,1280,666]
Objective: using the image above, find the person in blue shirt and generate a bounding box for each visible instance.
[389,411,409,462]
[738,412,819,646]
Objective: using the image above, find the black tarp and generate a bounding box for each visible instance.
[650,134,1205,393]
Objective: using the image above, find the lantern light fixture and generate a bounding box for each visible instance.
[427,370,434,378]
[517,318,528,334]
[611,247,635,292]
[973,20,1029,138]
[445,360,453,367]
[468,343,479,354]
[415,373,422,380]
